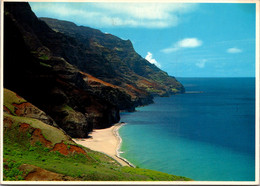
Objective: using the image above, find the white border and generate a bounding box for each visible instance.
[0,0,259,185]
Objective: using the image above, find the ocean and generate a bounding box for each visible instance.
[119,78,255,181]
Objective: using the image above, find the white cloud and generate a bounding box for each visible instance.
[196,59,207,68]
[145,52,161,68]
[227,47,242,53]
[178,38,202,48]
[95,3,196,20]
[30,2,198,28]
[161,38,203,53]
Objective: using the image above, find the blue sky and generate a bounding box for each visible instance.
[29,2,256,77]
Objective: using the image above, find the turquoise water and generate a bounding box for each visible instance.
[119,78,255,181]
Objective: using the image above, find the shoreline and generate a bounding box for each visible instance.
[73,123,134,167]
[113,123,135,167]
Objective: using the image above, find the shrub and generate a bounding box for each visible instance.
[3,160,24,181]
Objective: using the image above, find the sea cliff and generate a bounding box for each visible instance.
[3,2,189,181]
[4,2,184,137]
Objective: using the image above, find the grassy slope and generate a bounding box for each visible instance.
[3,88,192,181]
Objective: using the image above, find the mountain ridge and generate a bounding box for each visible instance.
[4,2,184,137]
[40,17,185,99]
[3,2,190,181]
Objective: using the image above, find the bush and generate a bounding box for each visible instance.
[3,160,24,181]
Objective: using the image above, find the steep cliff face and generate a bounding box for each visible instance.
[4,2,120,137]
[4,2,184,137]
[3,88,192,181]
[41,18,185,97]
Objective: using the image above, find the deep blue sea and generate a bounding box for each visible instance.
[119,78,255,181]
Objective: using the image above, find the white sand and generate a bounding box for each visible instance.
[73,123,133,167]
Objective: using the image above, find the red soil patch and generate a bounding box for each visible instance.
[80,71,118,88]
[55,78,70,87]
[31,128,52,148]
[3,106,12,115]
[19,164,77,181]
[19,123,30,132]
[124,83,150,98]
[139,79,158,87]
[12,102,33,116]
[51,142,86,156]
[125,84,144,94]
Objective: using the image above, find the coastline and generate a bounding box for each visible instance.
[113,123,135,167]
[73,123,134,167]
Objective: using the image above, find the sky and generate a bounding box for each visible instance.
[29,2,256,77]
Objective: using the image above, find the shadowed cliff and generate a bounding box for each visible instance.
[4,2,184,137]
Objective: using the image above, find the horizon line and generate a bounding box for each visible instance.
[175,76,256,78]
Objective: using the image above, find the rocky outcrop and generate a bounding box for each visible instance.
[4,3,120,136]
[3,107,192,181]
[19,164,78,181]
[4,2,184,137]
[41,17,185,98]
[3,89,92,156]
[4,89,57,128]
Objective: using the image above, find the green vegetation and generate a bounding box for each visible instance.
[3,117,192,181]
[3,88,191,181]
[61,104,74,111]
[122,167,189,181]
[40,62,52,68]
[4,4,187,181]
[3,160,24,181]
[114,47,123,51]
[4,140,191,181]
[5,114,72,145]
[171,88,179,93]
[3,111,191,181]
[4,89,27,115]
[146,88,163,94]
[38,54,50,60]
[92,41,104,48]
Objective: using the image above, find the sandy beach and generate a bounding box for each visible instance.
[73,123,133,167]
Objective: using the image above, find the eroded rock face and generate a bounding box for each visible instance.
[41,17,185,96]
[3,90,122,181]
[13,102,58,127]
[19,164,78,181]
[3,109,89,157]
[60,109,89,137]
[51,142,87,156]
[3,113,73,146]
[4,2,184,138]
[4,89,58,127]
[4,3,121,136]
